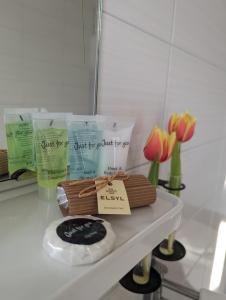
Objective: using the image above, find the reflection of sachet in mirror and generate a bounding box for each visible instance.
[68,115,105,180]
[4,108,46,177]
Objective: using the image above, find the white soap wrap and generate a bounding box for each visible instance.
[43,216,116,266]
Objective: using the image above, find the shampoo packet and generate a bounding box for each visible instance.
[67,115,105,179]
[4,108,39,176]
[97,118,134,176]
[33,113,71,194]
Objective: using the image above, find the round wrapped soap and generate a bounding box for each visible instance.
[43,216,116,265]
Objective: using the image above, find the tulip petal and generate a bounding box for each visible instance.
[182,118,196,142]
[176,117,187,141]
[168,113,177,134]
[184,112,192,124]
[159,131,168,162]
[144,127,163,161]
[144,127,155,147]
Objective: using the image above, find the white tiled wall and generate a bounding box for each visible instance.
[98,0,226,296]
[0,0,97,148]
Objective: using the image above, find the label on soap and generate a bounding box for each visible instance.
[96,180,131,215]
[56,218,106,245]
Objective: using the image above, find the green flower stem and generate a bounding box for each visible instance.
[169,141,181,197]
[148,159,160,187]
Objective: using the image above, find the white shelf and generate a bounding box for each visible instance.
[0,189,183,300]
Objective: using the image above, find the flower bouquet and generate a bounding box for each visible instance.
[132,112,196,284]
[158,112,196,258]
[132,127,176,284]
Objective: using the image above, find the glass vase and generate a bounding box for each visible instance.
[160,142,181,256]
[132,254,151,285]
[159,232,175,255]
[132,159,159,284]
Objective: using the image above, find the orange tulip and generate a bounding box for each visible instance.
[144,127,176,163]
[168,112,196,142]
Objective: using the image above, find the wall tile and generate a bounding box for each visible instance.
[127,163,149,176]
[62,85,91,113]
[23,33,62,64]
[158,139,224,224]
[101,283,142,300]
[97,1,226,297]
[23,6,63,38]
[98,13,170,168]
[163,288,190,300]
[83,0,97,32]
[164,47,226,150]
[64,0,83,28]
[19,0,64,20]
[0,79,24,105]
[184,243,215,290]
[63,24,84,67]
[0,0,23,31]
[22,59,62,85]
[104,0,175,42]
[162,247,200,285]
[179,140,223,221]
[21,81,63,106]
[0,55,22,81]
[173,0,226,69]
[163,204,218,287]
[62,65,89,89]
[177,211,217,260]
[0,27,22,58]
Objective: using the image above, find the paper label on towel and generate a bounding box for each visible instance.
[96,180,131,215]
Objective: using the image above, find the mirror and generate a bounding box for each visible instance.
[0,0,102,189]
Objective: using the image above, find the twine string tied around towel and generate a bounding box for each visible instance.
[69,171,129,198]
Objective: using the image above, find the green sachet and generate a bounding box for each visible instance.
[6,120,35,175]
[35,128,68,188]
[4,108,47,177]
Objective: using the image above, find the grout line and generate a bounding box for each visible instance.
[185,236,214,282]
[103,11,226,74]
[127,136,226,171]
[160,44,172,128]
[160,0,176,128]
[126,161,149,172]
[94,0,103,114]
[171,0,177,46]
[103,10,172,46]
[182,136,226,153]
[81,0,86,65]
[185,253,205,281]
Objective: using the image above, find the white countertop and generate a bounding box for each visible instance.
[0,189,182,300]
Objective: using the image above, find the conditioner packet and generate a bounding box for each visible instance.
[67,115,104,179]
[97,118,134,176]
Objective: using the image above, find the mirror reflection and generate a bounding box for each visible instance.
[0,0,101,188]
